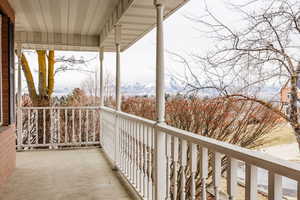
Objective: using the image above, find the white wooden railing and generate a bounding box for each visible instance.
[100,106,300,200]
[16,107,101,149]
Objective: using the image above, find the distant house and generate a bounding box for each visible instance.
[280,82,300,115]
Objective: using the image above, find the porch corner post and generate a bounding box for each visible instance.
[99,48,104,148]
[16,43,22,150]
[99,48,104,107]
[114,24,122,170]
[115,24,122,111]
[154,1,167,199]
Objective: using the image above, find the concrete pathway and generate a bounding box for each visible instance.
[0,148,132,200]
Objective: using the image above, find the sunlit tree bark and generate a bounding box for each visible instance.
[21,50,55,106]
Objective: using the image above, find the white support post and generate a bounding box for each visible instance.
[114,24,122,170]
[154,1,167,199]
[99,49,104,107]
[115,25,122,111]
[99,48,104,148]
[16,43,22,150]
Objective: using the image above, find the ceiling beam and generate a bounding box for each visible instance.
[15,31,99,51]
[99,0,135,47]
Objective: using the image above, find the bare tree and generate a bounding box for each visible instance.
[21,50,97,106]
[80,71,115,106]
[172,0,300,150]
[103,72,115,106]
[121,96,280,198]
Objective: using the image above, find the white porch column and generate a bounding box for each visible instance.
[114,24,122,169]
[154,1,167,199]
[16,43,22,150]
[115,25,122,111]
[99,48,104,106]
[99,48,104,148]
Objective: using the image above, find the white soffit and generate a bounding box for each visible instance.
[10,0,188,52]
[101,0,188,52]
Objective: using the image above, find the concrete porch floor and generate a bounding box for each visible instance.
[0,148,132,200]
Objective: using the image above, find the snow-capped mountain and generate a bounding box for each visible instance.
[121,80,184,96]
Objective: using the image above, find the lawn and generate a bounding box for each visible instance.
[260,123,296,148]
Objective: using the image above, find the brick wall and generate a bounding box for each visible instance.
[2,15,10,126]
[0,126,16,187]
[0,2,16,189]
[0,0,14,22]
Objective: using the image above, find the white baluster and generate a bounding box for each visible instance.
[127,119,131,178]
[130,120,134,182]
[125,119,129,177]
[43,109,46,144]
[65,109,68,143]
[172,136,179,200]
[93,109,96,142]
[72,109,75,143]
[200,147,208,200]
[139,123,143,195]
[165,134,172,200]
[133,121,137,186]
[57,109,60,144]
[49,108,54,148]
[245,164,257,200]
[98,109,101,143]
[180,139,187,200]
[27,109,30,146]
[50,108,53,148]
[268,172,282,200]
[141,124,147,198]
[213,152,222,200]
[79,109,82,144]
[86,110,89,143]
[20,109,23,147]
[190,143,197,200]
[149,127,153,200]
[227,157,238,200]
[35,109,38,145]
[132,121,135,183]
[121,119,125,171]
[144,125,149,199]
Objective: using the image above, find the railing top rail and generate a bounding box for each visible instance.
[100,106,116,113]
[157,124,300,181]
[20,106,101,110]
[100,106,300,181]
[100,106,156,126]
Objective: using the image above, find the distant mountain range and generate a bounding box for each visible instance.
[53,81,281,101]
[121,80,185,96]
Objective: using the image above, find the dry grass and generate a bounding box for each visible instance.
[260,123,296,148]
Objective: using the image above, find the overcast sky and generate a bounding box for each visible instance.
[22,0,242,96]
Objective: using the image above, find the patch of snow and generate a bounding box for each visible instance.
[260,143,300,161]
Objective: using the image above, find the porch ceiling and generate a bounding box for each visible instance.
[11,0,188,52]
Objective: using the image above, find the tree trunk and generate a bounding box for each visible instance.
[293,127,300,151]
[289,70,300,152]
[32,96,51,144]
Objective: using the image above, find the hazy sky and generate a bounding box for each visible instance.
[22,0,238,95]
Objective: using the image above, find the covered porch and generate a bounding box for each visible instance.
[0,0,299,199]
